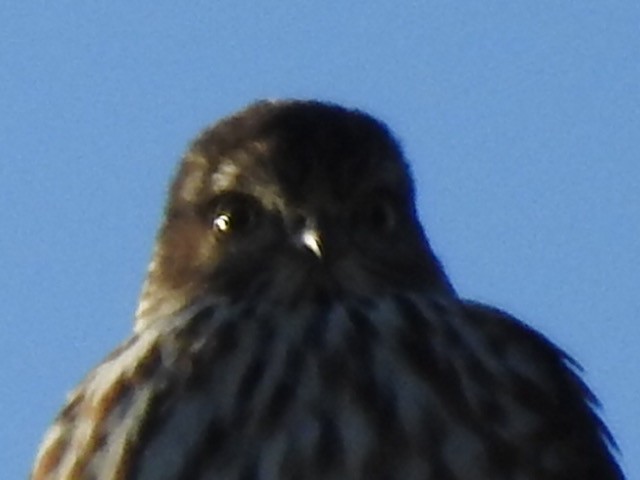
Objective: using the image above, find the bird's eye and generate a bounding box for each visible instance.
[209,194,261,235]
[355,197,398,234]
[213,213,232,232]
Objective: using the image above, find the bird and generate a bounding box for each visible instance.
[31,100,624,479]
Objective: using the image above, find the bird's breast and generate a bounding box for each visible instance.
[34,294,562,480]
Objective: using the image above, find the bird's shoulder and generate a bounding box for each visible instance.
[458,300,624,479]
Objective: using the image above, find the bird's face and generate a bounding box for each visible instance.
[138,101,450,323]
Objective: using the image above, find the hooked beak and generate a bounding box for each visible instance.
[300,228,323,258]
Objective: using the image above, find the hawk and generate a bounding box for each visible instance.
[32,100,624,479]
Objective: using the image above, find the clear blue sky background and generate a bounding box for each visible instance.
[2,3,638,478]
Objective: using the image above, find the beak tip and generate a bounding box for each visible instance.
[301,229,323,258]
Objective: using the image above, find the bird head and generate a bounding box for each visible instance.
[136,100,451,326]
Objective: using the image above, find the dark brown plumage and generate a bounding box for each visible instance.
[32,100,624,479]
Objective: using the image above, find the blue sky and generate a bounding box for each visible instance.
[2,3,638,478]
